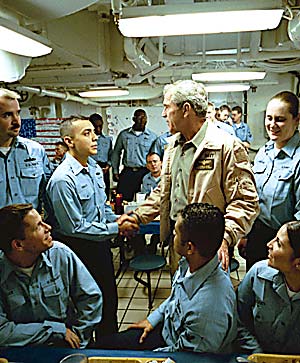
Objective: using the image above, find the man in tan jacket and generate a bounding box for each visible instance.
[121,80,259,273]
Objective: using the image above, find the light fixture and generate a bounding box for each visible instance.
[118,0,284,37]
[205,84,251,93]
[192,71,266,82]
[0,17,52,57]
[79,88,129,98]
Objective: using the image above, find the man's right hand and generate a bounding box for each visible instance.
[65,328,80,349]
[118,214,140,237]
[113,173,119,182]
[129,319,154,344]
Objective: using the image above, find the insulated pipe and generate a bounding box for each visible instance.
[124,38,152,73]
[144,38,300,63]
[14,85,101,106]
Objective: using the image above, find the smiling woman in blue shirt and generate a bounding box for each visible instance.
[237,220,300,354]
[240,91,300,270]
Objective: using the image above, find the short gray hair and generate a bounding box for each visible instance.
[163,80,208,117]
[0,88,20,100]
[59,116,89,138]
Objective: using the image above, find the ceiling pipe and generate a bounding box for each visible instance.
[124,38,152,74]
[144,38,300,63]
[14,85,101,106]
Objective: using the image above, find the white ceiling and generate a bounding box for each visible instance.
[0,0,300,104]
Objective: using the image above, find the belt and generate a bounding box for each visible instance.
[125,166,145,172]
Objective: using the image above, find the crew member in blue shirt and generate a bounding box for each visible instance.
[46,117,139,340]
[206,101,235,137]
[141,152,162,195]
[231,106,253,149]
[111,109,157,201]
[0,88,51,212]
[0,203,102,348]
[132,152,162,255]
[89,113,112,198]
[96,203,237,353]
[150,117,177,160]
[239,91,300,270]
[237,220,300,354]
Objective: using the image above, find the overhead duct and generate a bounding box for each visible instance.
[288,11,300,49]
[124,38,152,74]
[14,85,101,106]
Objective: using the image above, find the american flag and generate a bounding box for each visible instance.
[20,118,63,159]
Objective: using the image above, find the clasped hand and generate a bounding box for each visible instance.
[117,213,139,238]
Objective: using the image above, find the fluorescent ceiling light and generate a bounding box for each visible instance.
[192,71,266,82]
[79,89,130,98]
[0,17,52,57]
[118,1,283,37]
[205,84,250,93]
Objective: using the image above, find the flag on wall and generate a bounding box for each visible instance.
[20,118,63,158]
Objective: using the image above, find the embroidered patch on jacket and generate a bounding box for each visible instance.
[194,159,214,170]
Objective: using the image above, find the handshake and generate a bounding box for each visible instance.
[116,212,140,238]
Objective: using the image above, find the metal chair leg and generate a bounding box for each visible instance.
[146,272,152,310]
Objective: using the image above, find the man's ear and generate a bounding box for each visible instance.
[11,239,24,252]
[186,241,196,255]
[182,102,195,118]
[63,136,73,149]
[294,256,300,271]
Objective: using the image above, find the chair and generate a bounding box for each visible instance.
[230,257,240,280]
[129,254,166,310]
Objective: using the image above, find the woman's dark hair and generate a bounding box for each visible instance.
[271,91,299,118]
[286,221,300,258]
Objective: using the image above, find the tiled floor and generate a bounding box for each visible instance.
[112,244,247,332]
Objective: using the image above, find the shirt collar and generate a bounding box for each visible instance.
[129,127,150,135]
[256,263,299,300]
[65,152,97,176]
[176,254,220,299]
[0,249,52,284]
[10,136,26,149]
[174,122,208,149]
[265,132,300,158]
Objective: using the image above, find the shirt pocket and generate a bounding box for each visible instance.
[77,182,94,201]
[20,163,44,197]
[41,275,68,317]
[253,298,275,328]
[6,292,27,322]
[274,167,294,202]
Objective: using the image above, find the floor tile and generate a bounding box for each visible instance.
[123,309,148,323]
[117,287,135,298]
[152,288,171,299]
[153,278,171,288]
[118,278,138,288]
[119,323,132,332]
[118,297,131,309]
[128,298,149,310]
[133,287,150,298]
[117,309,126,322]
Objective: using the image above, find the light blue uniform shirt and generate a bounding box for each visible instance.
[91,133,113,164]
[111,127,157,174]
[232,122,253,144]
[0,242,102,348]
[147,255,237,353]
[150,131,172,159]
[46,153,119,241]
[0,136,51,212]
[215,120,236,137]
[253,132,300,229]
[237,260,300,354]
[141,173,161,195]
